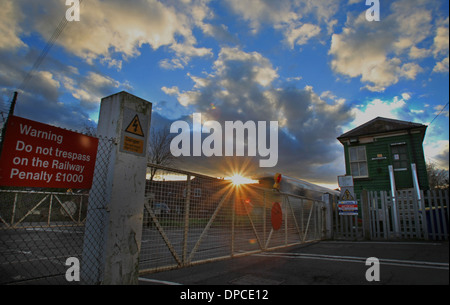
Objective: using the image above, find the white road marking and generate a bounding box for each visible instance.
[138,277,183,285]
[323,240,444,246]
[253,252,449,270]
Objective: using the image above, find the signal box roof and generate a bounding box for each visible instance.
[337,116,427,143]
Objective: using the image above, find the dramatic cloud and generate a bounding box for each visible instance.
[1,0,447,185]
[11,0,215,70]
[285,23,321,48]
[0,40,130,130]
[424,140,449,170]
[345,93,442,132]
[163,47,354,183]
[329,0,446,91]
[0,0,26,50]
[225,0,339,48]
[62,71,132,111]
[348,97,407,130]
[0,63,92,130]
[432,17,450,73]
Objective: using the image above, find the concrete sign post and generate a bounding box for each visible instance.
[82,91,151,285]
[337,175,358,216]
[321,193,334,239]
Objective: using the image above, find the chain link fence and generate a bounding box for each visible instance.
[1,106,328,283]
[0,135,115,285]
[139,163,327,274]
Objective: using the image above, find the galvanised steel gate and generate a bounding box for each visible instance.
[0,190,88,284]
[139,164,327,274]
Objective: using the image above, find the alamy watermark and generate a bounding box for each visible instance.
[365,257,380,282]
[65,257,80,282]
[365,0,380,22]
[66,0,80,22]
[169,113,279,168]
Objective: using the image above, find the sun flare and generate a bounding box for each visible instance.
[226,174,258,186]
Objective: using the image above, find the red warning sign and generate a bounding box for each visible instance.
[0,116,98,189]
[271,202,282,230]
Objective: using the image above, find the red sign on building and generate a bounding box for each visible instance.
[0,116,98,189]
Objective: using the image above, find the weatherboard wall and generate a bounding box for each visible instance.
[342,131,429,195]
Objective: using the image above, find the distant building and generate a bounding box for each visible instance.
[337,117,429,195]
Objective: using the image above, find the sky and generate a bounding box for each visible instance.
[0,0,449,189]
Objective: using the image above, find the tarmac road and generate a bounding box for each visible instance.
[139,240,449,285]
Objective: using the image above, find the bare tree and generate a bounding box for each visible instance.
[147,126,175,181]
[81,122,97,137]
[427,162,449,190]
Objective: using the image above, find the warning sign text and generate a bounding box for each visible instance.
[0,116,98,189]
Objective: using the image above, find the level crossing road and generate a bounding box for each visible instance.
[139,240,449,285]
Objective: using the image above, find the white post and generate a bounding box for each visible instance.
[411,164,422,205]
[82,91,152,284]
[388,165,400,237]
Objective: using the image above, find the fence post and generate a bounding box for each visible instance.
[82,91,152,284]
[388,165,400,237]
[182,175,191,265]
[322,193,333,240]
[360,190,371,240]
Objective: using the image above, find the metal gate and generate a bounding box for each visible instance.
[0,190,88,284]
[332,195,363,240]
[330,189,449,241]
[139,164,327,274]
[366,189,449,240]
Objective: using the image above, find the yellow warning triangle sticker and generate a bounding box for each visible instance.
[342,189,354,200]
[125,115,144,137]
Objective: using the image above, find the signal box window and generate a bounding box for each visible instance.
[391,143,408,170]
[349,146,368,178]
